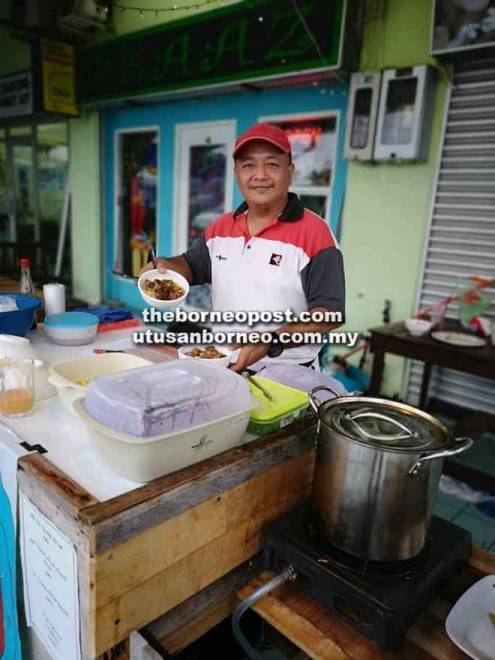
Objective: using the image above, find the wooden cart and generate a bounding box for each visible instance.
[17,420,316,659]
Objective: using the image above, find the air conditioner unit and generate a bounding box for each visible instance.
[58,0,109,35]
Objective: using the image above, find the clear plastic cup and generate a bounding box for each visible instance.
[0,358,35,418]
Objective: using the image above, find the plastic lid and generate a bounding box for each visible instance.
[320,399,448,452]
[248,376,309,422]
[20,258,31,268]
[44,311,98,329]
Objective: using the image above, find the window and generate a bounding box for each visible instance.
[261,114,338,221]
[0,122,69,282]
[115,129,158,278]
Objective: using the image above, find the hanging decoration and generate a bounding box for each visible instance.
[114,0,236,16]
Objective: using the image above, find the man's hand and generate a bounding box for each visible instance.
[138,256,193,283]
[139,258,170,276]
[229,343,270,373]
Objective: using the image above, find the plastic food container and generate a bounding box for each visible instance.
[44,312,98,346]
[49,353,152,414]
[74,361,254,482]
[257,363,347,401]
[83,360,252,437]
[0,334,35,361]
[137,269,189,310]
[247,376,309,435]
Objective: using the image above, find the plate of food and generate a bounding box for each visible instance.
[445,575,495,660]
[137,269,189,309]
[430,331,486,348]
[177,345,235,368]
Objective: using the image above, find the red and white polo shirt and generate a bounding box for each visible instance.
[183,193,345,364]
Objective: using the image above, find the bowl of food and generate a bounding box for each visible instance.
[405,318,433,337]
[177,345,233,368]
[137,269,189,310]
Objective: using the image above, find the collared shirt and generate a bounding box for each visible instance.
[183,193,345,364]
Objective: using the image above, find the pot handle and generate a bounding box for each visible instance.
[345,411,417,442]
[408,436,473,476]
[308,385,345,414]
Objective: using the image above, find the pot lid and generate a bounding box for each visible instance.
[320,398,448,452]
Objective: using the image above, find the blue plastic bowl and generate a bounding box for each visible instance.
[0,293,42,337]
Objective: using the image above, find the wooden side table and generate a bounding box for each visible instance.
[368,321,495,409]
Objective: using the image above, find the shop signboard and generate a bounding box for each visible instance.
[0,72,33,120]
[0,39,78,122]
[40,39,78,116]
[78,0,354,104]
[431,0,495,55]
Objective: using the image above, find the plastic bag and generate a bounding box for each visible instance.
[0,296,18,313]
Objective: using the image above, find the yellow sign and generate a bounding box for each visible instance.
[41,39,78,116]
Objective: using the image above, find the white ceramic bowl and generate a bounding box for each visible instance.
[177,345,233,368]
[405,318,433,337]
[137,269,189,310]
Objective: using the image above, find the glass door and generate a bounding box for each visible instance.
[114,129,158,278]
[0,123,69,281]
[174,121,235,310]
[8,140,37,244]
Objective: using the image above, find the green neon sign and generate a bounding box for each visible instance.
[77,0,348,103]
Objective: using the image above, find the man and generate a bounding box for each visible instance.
[142,122,345,372]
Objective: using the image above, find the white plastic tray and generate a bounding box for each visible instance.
[74,397,254,483]
[445,574,495,660]
[49,352,152,414]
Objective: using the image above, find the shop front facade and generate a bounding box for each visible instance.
[5,0,491,403]
[75,0,357,311]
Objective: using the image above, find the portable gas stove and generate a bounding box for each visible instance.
[264,502,471,651]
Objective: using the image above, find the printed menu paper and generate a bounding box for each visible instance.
[19,493,81,660]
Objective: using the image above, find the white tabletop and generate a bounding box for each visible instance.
[0,327,146,502]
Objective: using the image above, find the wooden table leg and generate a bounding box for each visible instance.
[369,351,385,396]
[419,362,432,410]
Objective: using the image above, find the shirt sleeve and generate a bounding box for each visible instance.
[182,237,212,285]
[301,247,345,321]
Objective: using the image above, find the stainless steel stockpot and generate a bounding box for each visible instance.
[309,387,473,562]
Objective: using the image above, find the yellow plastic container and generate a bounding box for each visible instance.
[247,375,309,435]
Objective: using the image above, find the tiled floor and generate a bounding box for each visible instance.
[434,489,495,551]
[434,431,495,552]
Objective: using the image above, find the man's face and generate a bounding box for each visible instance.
[234,140,294,210]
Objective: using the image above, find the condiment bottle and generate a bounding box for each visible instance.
[19,258,34,295]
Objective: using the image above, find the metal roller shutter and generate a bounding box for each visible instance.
[406,57,495,413]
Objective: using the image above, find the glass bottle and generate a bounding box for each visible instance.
[19,258,34,295]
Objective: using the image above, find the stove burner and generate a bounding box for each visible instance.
[304,514,428,580]
[264,501,471,651]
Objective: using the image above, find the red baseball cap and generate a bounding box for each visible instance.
[233,123,291,158]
